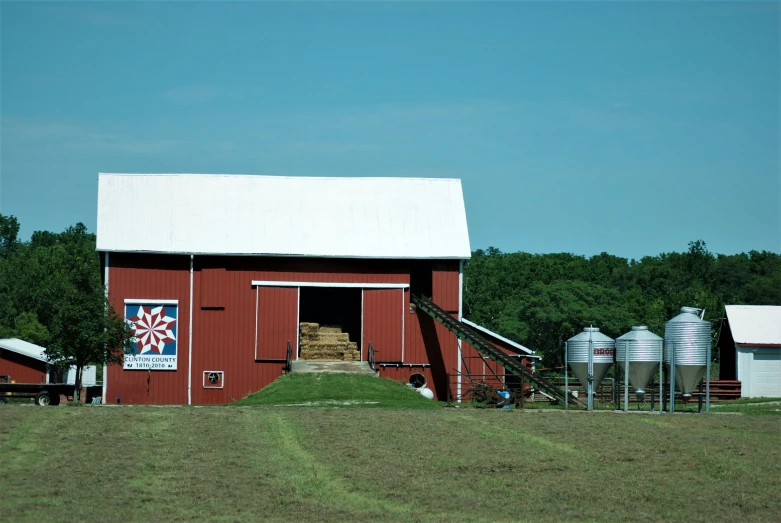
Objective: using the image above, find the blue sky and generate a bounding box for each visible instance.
[1,1,778,260]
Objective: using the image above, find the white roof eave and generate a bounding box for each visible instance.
[0,338,49,363]
[462,318,537,356]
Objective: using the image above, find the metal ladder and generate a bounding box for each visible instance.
[412,294,582,407]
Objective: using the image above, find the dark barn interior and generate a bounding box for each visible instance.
[299,287,362,343]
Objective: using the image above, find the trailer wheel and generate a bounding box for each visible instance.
[34,391,52,406]
[49,393,61,406]
[0,397,7,404]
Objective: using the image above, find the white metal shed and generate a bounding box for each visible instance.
[721,306,781,398]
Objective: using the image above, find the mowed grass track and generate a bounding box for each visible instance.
[1,407,780,522]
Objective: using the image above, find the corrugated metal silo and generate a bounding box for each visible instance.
[664,307,710,396]
[615,326,663,395]
[566,327,615,394]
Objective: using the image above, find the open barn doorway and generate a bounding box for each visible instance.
[298,287,362,361]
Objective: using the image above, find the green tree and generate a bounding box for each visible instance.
[46,289,132,402]
[0,214,20,259]
[0,312,51,346]
[37,224,133,401]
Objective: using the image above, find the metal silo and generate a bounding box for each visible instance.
[566,327,615,410]
[616,326,664,411]
[616,326,663,395]
[664,307,711,406]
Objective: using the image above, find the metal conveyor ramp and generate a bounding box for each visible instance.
[413,295,583,407]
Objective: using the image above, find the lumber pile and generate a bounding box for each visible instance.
[299,322,360,361]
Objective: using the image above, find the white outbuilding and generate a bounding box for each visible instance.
[717,305,781,398]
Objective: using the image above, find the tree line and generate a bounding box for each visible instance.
[463,242,781,368]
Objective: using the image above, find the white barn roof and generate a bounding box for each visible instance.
[462,318,539,357]
[724,305,781,347]
[97,173,471,259]
[0,338,48,362]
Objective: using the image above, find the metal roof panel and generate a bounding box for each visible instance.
[96,173,471,259]
[724,305,781,346]
[462,318,537,356]
[0,338,48,362]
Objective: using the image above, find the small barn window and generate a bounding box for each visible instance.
[201,268,226,309]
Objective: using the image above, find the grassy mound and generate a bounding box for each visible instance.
[233,373,442,409]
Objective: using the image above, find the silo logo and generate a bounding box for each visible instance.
[593,348,615,356]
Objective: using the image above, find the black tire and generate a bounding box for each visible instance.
[34,391,52,406]
[49,393,61,406]
[0,397,7,404]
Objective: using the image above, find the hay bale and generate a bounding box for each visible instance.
[304,341,348,350]
[299,323,320,337]
[342,350,360,361]
[301,349,345,361]
[317,332,350,343]
[298,325,357,360]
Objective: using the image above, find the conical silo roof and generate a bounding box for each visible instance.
[567,327,614,344]
[616,325,663,342]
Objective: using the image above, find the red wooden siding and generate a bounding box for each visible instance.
[435,320,460,376]
[191,265,287,405]
[460,341,484,377]
[107,254,191,405]
[0,350,47,384]
[403,290,430,365]
[432,261,460,313]
[482,358,505,389]
[363,289,403,362]
[461,340,534,395]
[225,256,409,285]
[200,267,226,308]
[256,286,299,360]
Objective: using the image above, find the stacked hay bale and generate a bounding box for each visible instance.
[299,323,361,361]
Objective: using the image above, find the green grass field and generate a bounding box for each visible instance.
[2,402,780,522]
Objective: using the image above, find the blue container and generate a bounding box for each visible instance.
[498,390,512,409]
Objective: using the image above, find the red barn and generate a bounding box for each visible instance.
[0,338,49,384]
[0,338,98,387]
[97,173,480,404]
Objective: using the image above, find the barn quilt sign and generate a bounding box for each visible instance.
[124,301,178,370]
